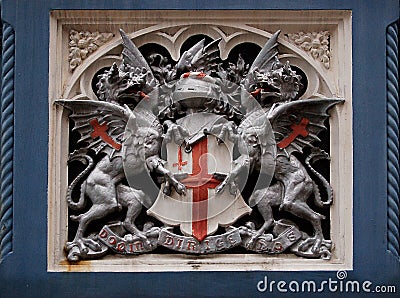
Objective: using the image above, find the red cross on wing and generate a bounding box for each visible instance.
[55,99,131,159]
[268,98,344,156]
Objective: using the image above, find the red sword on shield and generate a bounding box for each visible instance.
[179,137,220,242]
[173,146,188,170]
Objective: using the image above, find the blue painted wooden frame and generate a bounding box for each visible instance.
[0,0,399,297]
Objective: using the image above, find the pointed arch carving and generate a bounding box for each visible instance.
[62,22,336,102]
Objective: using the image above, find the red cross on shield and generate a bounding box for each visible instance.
[147,113,252,241]
[179,137,221,241]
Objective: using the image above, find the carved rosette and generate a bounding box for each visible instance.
[68,30,114,71]
[286,31,330,69]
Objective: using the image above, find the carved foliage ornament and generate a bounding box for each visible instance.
[68,30,114,71]
[56,29,343,262]
[286,31,331,69]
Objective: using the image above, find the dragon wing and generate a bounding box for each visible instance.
[191,38,221,72]
[175,38,222,74]
[243,30,280,92]
[267,98,344,156]
[175,39,204,74]
[119,29,155,82]
[56,99,133,159]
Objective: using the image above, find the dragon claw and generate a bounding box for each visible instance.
[70,214,82,221]
[67,237,101,253]
[229,182,238,195]
[298,236,331,254]
[65,237,103,261]
[163,184,171,195]
[163,121,189,145]
[246,236,258,249]
[172,181,186,195]
[292,236,332,259]
[215,184,225,194]
[216,133,225,144]
[216,181,236,195]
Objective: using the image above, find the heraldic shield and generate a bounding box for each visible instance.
[148,113,252,241]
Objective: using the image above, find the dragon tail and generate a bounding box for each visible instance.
[66,151,94,210]
[305,148,333,208]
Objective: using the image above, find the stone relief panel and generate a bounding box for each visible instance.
[48,10,352,272]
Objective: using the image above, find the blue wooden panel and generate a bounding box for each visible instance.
[0,0,399,297]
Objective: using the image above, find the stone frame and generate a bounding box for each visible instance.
[47,10,352,272]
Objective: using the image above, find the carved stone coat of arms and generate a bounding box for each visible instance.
[56,29,344,262]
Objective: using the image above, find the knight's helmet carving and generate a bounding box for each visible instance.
[172,72,219,108]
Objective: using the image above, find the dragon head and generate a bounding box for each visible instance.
[96,62,154,106]
[253,57,302,103]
